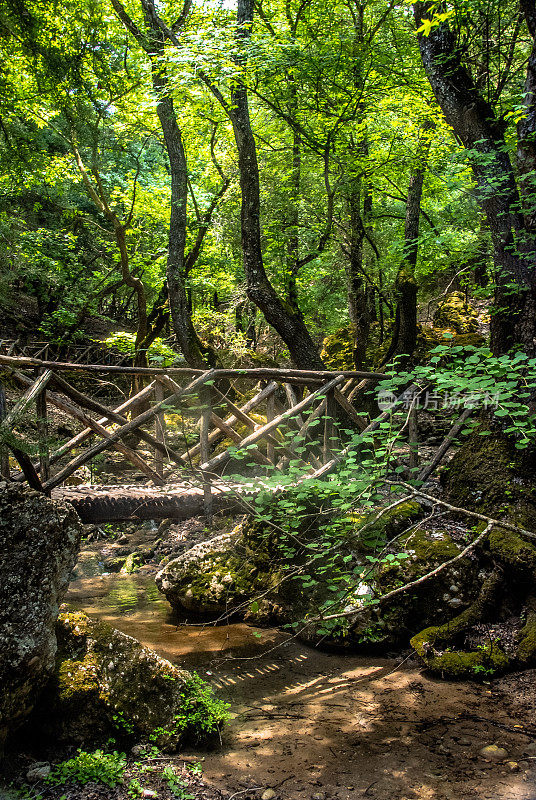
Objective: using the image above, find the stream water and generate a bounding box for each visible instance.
[65,573,536,800]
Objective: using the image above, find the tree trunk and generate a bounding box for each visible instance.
[345,179,371,369]
[152,76,212,368]
[392,123,432,360]
[111,0,212,368]
[217,0,324,369]
[414,1,536,356]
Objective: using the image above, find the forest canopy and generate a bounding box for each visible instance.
[0,0,535,368]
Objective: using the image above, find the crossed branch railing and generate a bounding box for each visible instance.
[0,355,390,514]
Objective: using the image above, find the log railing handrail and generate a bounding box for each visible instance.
[3,359,421,514]
[0,353,387,382]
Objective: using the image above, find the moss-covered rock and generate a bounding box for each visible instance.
[433,292,479,334]
[321,326,356,370]
[30,610,228,750]
[442,428,536,529]
[0,483,82,751]
[156,501,484,654]
[337,522,481,651]
[516,599,536,666]
[489,528,536,574]
[410,569,510,679]
[411,641,509,680]
[156,520,283,621]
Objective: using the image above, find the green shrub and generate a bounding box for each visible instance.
[46,749,127,787]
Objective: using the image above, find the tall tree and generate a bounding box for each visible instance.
[111,0,221,367]
[414,0,536,355]
[207,0,325,368]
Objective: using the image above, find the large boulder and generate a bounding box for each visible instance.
[0,483,82,750]
[156,519,282,620]
[31,610,228,751]
[155,504,483,651]
[433,291,479,334]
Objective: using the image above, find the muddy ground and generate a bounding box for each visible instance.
[4,519,536,800]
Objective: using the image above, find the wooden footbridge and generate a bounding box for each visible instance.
[0,353,420,523]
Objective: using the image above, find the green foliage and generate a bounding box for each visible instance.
[379,345,536,449]
[127,778,144,798]
[46,749,127,788]
[101,332,183,366]
[149,673,230,744]
[162,766,194,800]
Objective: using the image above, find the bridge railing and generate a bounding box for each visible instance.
[0,355,390,517]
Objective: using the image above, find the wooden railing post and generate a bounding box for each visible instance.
[408,400,419,471]
[200,384,213,525]
[323,389,337,463]
[154,381,165,480]
[0,380,9,479]
[36,372,50,485]
[266,390,275,464]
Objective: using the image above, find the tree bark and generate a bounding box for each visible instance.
[210,0,324,369]
[414,1,536,356]
[392,121,433,360]
[111,0,213,368]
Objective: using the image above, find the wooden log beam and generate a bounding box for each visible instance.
[201,374,345,474]
[12,380,157,480]
[209,412,273,467]
[13,380,165,485]
[210,385,299,464]
[43,371,216,491]
[36,377,50,483]
[200,386,213,523]
[333,388,367,431]
[417,407,473,483]
[15,371,188,470]
[51,482,246,523]
[1,369,53,430]
[309,383,421,480]
[163,379,277,462]
[0,353,387,381]
[8,445,44,493]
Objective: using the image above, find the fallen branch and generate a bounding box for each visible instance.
[417,407,473,483]
[316,521,494,623]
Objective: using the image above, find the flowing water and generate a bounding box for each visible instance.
[65,573,535,800]
[66,573,286,669]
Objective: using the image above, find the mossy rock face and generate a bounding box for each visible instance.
[334,523,480,651]
[321,326,356,370]
[0,483,82,749]
[156,520,284,622]
[411,637,509,680]
[488,528,536,574]
[516,606,536,666]
[156,502,482,654]
[31,610,224,751]
[433,292,479,334]
[409,568,513,680]
[442,428,536,529]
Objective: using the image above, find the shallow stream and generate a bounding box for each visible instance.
[65,573,536,800]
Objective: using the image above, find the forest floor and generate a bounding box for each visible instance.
[30,512,536,800]
[4,522,536,800]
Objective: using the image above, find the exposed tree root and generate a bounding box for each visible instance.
[410,569,509,679]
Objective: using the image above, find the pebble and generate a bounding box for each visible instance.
[26,763,51,782]
[312,793,325,800]
[262,790,276,800]
[142,791,157,799]
[479,745,508,761]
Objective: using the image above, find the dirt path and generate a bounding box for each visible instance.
[67,574,536,800]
